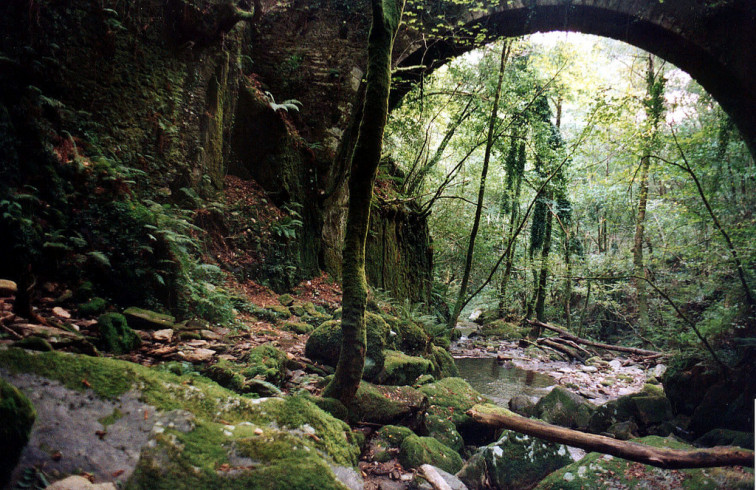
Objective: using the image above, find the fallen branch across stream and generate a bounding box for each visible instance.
[527,319,664,357]
[467,408,754,469]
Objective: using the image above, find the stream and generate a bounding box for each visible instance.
[455,357,555,406]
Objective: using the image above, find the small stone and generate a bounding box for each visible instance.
[181,348,215,363]
[254,428,264,435]
[52,306,71,319]
[123,307,175,330]
[152,329,174,342]
[46,475,117,489]
[0,279,18,297]
[580,365,598,373]
[200,329,221,341]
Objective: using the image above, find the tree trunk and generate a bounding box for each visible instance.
[633,152,651,335]
[323,0,405,405]
[467,408,754,469]
[448,42,510,328]
[533,206,553,323]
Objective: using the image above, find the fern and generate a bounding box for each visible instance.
[264,91,303,113]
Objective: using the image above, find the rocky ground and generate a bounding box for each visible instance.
[0,281,753,489]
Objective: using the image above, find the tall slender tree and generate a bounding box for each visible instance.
[324,0,405,404]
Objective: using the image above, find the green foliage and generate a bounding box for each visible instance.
[264,91,303,113]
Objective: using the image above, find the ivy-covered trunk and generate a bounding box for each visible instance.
[323,0,405,405]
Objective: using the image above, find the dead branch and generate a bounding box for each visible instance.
[527,320,663,357]
[467,408,754,469]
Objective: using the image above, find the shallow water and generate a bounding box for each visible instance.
[455,357,556,406]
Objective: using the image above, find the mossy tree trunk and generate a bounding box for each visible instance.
[323,0,405,405]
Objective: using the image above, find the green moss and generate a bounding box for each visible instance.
[395,320,429,355]
[376,425,415,447]
[478,319,527,340]
[0,378,36,485]
[428,345,459,378]
[283,321,314,335]
[178,331,202,341]
[535,436,754,489]
[309,396,348,421]
[78,297,108,316]
[14,336,54,352]
[278,294,294,306]
[423,406,463,453]
[534,386,594,429]
[419,378,488,427]
[348,382,427,425]
[244,345,287,385]
[459,429,571,489]
[0,350,359,468]
[378,350,432,386]
[305,318,387,379]
[399,434,463,474]
[203,360,247,393]
[96,313,142,354]
[98,407,124,427]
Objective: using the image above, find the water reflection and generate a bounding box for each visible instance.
[455,357,555,407]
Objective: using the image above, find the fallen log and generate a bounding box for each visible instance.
[419,465,452,490]
[527,320,663,357]
[467,408,754,469]
[538,338,586,363]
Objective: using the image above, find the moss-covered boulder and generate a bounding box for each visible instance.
[278,294,295,306]
[78,297,108,317]
[348,382,428,427]
[399,434,464,474]
[0,349,361,489]
[534,386,594,430]
[370,425,415,462]
[0,378,36,485]
[305,315,388,380]
[245,345,287,385]
[428,345,459,379]
[588,384,674,436]
[458,429,572,490]
[394,319,430,355]
[535,436,754,489]
[377,350,432,386]
[283,321,314,335]
[14,336,54,352]
[423,405,464,453]
[123,307,175,330]
[476,319,528,340]
[96,313,142,354]
[695,428,754,450]
[419,378,488,428]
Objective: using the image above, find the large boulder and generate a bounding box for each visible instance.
[458,429,572,490]
[534,386,594,430]
[398,434,464,474]
[348,382,428,427]
[0,378,36,486]
[377,350,433,386]
[535,436,754,489]
[305,314,389,380]
[428,345,459,379]
[423,406,464,453]
[588,384,674,437]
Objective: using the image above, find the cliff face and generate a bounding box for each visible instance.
[0,0,432,310]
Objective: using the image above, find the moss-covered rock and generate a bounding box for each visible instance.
[695,428,754,450]
[588,385,674,436]
[198,346,286,393]
[423,405,464,453]
[305,316,388,380]
[278,294,295,306]
[0,378,36,485]
[458,429,572,490]
[428,345,459,379]
[244,344,287,385]
[348,382,428,427]
[419,377,488,428]
[78,297,108,317]
[0,349,361,488]
[283,321,314,335]
[123,307,175,330]
[14,336,54,352]
[377,350,432,386]
[96,313,142,354]
[535,436,754,489]
[394,319,430,355]
[476,319,528,340]
[534,386,594,430]
[399,434,463,474]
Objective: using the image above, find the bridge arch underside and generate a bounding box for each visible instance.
[391,3,756,156]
